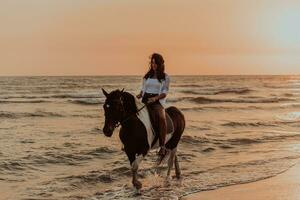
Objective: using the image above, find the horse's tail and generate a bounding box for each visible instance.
[165,106,185,149]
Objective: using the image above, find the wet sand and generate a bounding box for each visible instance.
[182,160,300,200]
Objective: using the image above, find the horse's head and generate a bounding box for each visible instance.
[101,88,138,137]
[101,88,125,137]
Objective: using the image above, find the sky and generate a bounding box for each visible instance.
[0,0,300,76]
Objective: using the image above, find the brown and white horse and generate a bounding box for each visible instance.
[101,88,185,192]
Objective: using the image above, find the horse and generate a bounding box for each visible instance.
[101,88,185,192]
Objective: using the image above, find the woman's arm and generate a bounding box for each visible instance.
[154,93,166,101]
[158,74,170,99]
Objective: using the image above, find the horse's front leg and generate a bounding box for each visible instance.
[130,154,144,192]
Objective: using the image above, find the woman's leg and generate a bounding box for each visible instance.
[158,107,167,147]
[152,103,167,154]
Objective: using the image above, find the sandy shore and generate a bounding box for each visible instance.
[181,161,300,200]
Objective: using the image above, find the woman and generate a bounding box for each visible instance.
[136,53,170,157]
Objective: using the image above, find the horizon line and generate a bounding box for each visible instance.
[0,74,299,77]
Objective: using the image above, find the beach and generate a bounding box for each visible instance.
[182,161,300,200]
[0,75,299,199]
[2,0,300,199]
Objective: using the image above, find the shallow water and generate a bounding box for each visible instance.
[0,75,300,200]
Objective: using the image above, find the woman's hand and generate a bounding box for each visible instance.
[147,96,159,103]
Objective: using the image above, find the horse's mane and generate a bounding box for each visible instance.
[110,89,138,114]
[122,91,138,114]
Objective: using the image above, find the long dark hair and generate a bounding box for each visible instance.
[143,53,166,82]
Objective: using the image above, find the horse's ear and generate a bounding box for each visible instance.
[121,88,125,92]
[101,88,108,97]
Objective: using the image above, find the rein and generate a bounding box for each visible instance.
[114,102,149,128]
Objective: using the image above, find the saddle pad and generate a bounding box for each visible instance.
[134,97,173,150]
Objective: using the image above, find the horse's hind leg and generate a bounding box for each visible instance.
[166,148,176,179]
[174,154,181,179]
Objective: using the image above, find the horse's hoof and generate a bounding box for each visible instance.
[166,176,172,180]
[134,188,142,195]
[172,174,181,180]
[164,176,172,186]
[176,174,181,180]
[133,180,142,190]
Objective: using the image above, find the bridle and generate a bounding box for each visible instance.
[107,96,149,129]
[113,103,148,128]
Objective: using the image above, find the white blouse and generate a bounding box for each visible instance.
[140,73,170,108]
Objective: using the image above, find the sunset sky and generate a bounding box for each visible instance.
[0,0,300,76]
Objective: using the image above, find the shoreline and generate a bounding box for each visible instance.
[181,161,300,200]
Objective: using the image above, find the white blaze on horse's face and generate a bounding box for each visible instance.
[102,101,116,137]
[102,94,124,137]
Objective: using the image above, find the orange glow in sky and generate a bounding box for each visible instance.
[0,0,300,76]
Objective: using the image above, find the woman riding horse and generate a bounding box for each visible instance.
[102,88,185,192]
[136,53,170,159]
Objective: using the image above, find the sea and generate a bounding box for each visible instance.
[0,75,299,200]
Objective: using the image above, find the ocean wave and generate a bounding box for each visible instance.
[280,103,300,108]
[181,88,252,95]
[0,93,101,100]
[0,100,49,104]
[222,121,276,127]
[180,102,300,112]
[283,93,295,97]
[180,105,263,111]
[229,132,300,145]
[60,172,115,184]
[180,107,204,111]
[181,135,206,144]
[188,96,293,104]
[51,94,101,99]
[202,147,216,153]
[44,148,116,165]
[28,111,63,118]
[215,88,252,95]
[25,153,91,166]
[181,135,259,147]
[70,113,99,118]
[181,131,300,147]
[69,99,103,105]
[0,111,63,119]
[84,147,119,156]
[180,90,203,95]
[0,110,100,119]
[222,119,300,128]
[228,138,262,145]
[0,161,27,172]
[263,83,300,89]
[2,147,119,172]
[176,84,203,88]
